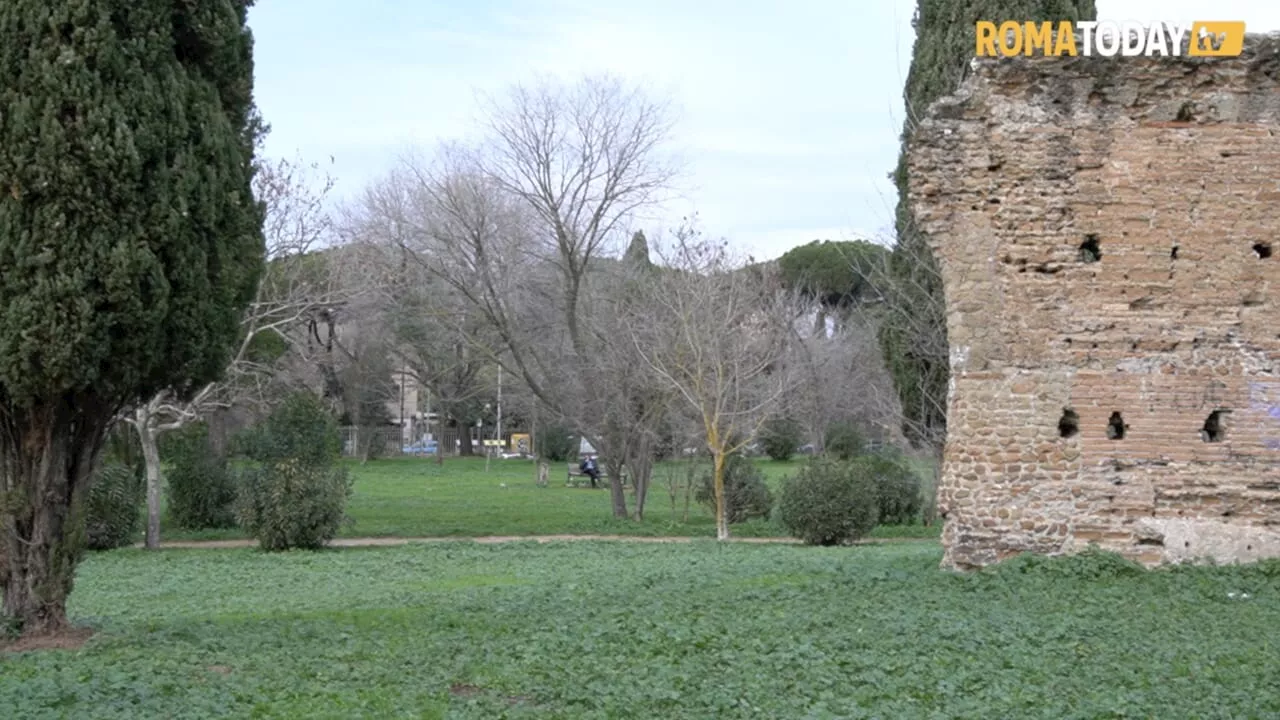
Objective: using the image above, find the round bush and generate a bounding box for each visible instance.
[866,451,922,525]
[759,416,803,461]
[84,462,145,550]
[165,422,238,530]
[234,392,353,550]
[823,421,864,460]
[696,453,774,523]
[235,460,352,551]
[778,456,879,545]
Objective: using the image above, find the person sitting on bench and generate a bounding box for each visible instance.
[579,455,600,488]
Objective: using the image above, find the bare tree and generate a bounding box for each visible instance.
[589,255,674,519]
[629,228,796,540]
[354,241,500,463]
[845,231,950,524]
[354,74,679,519]
[781,303,907,452]
[123,156,342,548]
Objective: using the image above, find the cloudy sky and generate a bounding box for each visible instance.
[248,0,1279,261]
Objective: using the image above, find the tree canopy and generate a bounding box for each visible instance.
[0,0,265,407]
[0,0,265,635]
[777,239,887,310]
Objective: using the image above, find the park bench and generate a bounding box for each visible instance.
[566,462,628,488]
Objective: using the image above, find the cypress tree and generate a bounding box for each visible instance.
[623,230,652,268]
[882,0,1096,448]
[0,0,264,635]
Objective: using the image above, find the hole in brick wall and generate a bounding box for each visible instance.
[1254,242,1272,259]
[1058,408,1079,438]
[1106,411,1126,440]
[1170,245,1179,259]
[1079,235,1101,263]
[1201,410,1227,442]
[1176,102,1194,122]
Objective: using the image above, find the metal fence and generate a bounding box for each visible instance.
[339,427,403,459]
[340,426,512,458]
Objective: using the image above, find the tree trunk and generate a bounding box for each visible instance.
[682,457,696,523]
[0,400,108,636]
[712,450,729,540]
[458,423,475,456]
[135,407,163,550]
[357,426,372,465]
[683,475,693,523]
[604,457,628,518]
[628,444,653,521]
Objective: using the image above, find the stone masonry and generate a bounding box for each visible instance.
[908,33,1280,569]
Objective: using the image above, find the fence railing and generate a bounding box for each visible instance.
[339,426,517,458]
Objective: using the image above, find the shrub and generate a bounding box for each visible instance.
[164,422,238,530]
[778,456,879,545]
[653,419,680,461]
[84,462,145,550]
[759,416,804,461]
[823,421,864,460]
[865,450,922,525]
[536,423,578,462]
[696,453,774,523]
[83,424,146,550]
[235,392,353,550]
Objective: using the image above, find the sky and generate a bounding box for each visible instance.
[248,0,1280,261]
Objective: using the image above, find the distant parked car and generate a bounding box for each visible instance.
[796,443,816,455]
[403,439,438,456]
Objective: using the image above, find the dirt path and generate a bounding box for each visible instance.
[141,534,936,549]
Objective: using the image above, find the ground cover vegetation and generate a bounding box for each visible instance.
[3,542,1278,718]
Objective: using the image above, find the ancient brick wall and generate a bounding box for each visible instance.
[908,34,1280,569]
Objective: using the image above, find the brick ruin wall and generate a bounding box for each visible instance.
[908,34,1280,569]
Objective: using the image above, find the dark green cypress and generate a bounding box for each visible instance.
[882,0,1096,449]
[0,0,264,635]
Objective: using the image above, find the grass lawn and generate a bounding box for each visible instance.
[160,456,942,542]
[5,542,1279,718]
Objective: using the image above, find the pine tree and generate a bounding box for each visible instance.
[623,230,652,268]
[0,0,264,636]
[882,0,1096,448]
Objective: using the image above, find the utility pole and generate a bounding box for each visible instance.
[398,364,406,447]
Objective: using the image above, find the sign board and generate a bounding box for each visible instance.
[483,439,504,447]
[512,433,531,454]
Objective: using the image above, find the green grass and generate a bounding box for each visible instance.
[160,456,942,542]
[6,542,1279,718]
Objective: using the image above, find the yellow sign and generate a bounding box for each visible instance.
[975,20,1245,58]
[512,433,531,454]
